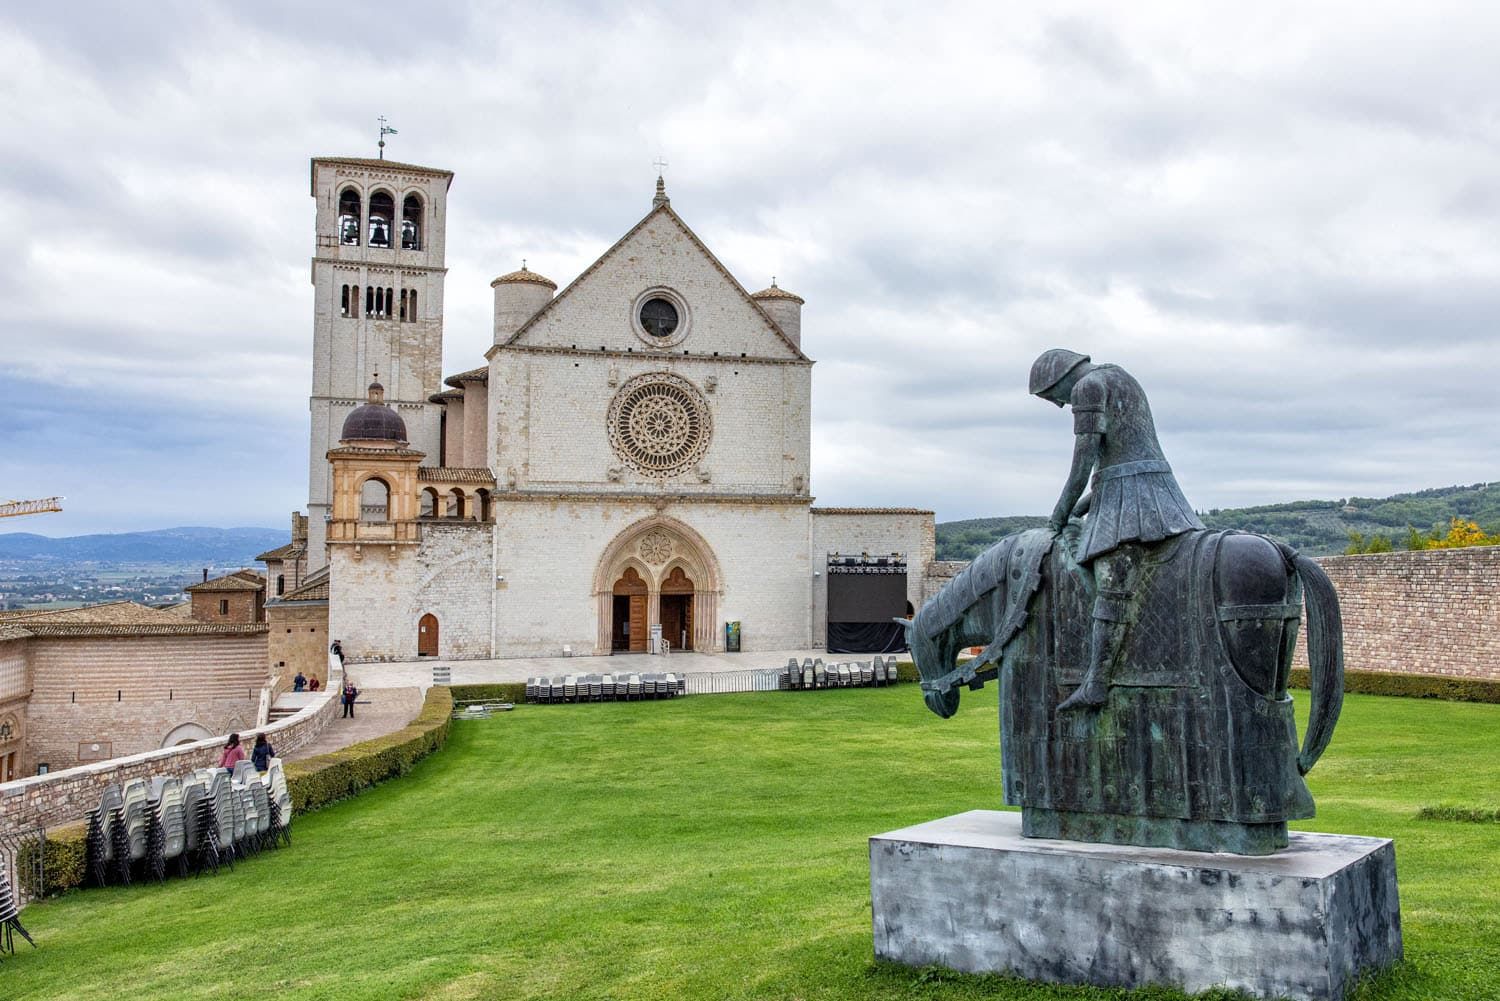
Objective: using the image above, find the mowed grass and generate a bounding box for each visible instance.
[7,687,1500,1001]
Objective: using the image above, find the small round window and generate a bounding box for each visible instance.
[639,297,679,338]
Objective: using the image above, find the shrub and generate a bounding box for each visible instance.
[1416,805,1500,823]
[283,686,453,816]
[450,682,527,704]
[17,821,88,898]
[1287,668,1500,704]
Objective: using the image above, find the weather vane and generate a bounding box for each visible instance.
[378,116,399,160]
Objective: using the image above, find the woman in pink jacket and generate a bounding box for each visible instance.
[219,732,245,773]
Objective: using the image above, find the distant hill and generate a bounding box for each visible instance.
[0,526,288,566]
[936,482,1500,561]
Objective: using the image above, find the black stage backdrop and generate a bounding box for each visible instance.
[827,570,909,653]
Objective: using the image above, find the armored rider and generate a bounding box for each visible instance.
[1030,349,1204,711]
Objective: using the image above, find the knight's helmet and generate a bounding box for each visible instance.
[1029,349,1091,396]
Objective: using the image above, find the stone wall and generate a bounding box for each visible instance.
[269,601,332,688]
[190,588,261,624]
[1293,547,1500,679]
[330,522,495,662]
[0,657,342,835]
[24,631,269,771]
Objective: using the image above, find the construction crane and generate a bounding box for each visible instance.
[0,497,64,519]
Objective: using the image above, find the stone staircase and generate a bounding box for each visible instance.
[269,692,318,722]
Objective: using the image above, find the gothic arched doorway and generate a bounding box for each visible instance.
[418,613,439,657]
[660,566,694,651]
[612,567,649,652]
[593,517,723,656]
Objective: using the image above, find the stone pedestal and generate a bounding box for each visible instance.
[870,810,1402,1001]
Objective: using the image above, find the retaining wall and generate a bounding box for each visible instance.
[0,658,343,835]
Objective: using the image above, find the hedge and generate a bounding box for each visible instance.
[283,685,453,815]
[1416,805,1500,823]
[17,821,88,900]
[450,682,527,704]
[1288,668,1500,704]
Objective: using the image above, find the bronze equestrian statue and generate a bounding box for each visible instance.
[903,350,1345,855]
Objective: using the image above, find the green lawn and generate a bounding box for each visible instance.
[7,687,1499,1000]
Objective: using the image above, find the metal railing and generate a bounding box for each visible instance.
[682,668,784,695]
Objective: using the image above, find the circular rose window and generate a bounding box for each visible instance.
[607,373,712,477]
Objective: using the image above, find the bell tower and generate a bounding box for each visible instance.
[305,156,453,568]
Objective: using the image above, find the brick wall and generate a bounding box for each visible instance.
[1292,547,1500,679]
[190,588,262,624]
[0,657,343,835]
[24,631,269,771]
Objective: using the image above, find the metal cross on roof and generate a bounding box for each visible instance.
[653,156,669,175]
[378,116,399,160]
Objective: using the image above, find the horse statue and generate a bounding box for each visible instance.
[901,523,1345,855]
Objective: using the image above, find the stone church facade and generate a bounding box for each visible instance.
[308,157,932,661]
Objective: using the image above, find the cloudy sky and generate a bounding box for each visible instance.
[2,1,1497,536]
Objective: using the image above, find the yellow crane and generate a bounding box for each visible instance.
[0,497,64,519]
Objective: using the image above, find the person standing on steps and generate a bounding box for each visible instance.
[341,679,359,719]
[1030,349,1204,712]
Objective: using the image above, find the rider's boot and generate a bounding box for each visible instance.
[1058,594,1129,713]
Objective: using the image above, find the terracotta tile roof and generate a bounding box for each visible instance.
[313,156,454,177]
[751,283,805,304]
[255,541,305,562]
[443,366,488,387]
[419,467,497,484]
[810,507,935,516]
[0,624,33,642]
[233,569,265,584]
[159,602,195,619]
[20,622,269,638]
[275,567,330,603]
[0,600,182,625]
[185,572,264,594]
[428,389,465,404]
[491,267,557,290]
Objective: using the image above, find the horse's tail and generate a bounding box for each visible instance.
[1291,551,1345,775]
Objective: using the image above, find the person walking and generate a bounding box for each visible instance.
[251,733,274,772]
[292,670,306,692]
[219,733,245,774]
[341,680,359,719]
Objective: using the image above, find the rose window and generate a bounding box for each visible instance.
[607,373,712,477]
[638,531,674,565]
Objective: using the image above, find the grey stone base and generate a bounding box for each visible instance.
[870,810,1402,1001]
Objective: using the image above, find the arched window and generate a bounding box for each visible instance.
[387,287,395,317]
[399,288,407,322]
[409,289,417,320]
[351,285,360,317]
[419,488,439,518]
[368,191,394,247]
[402,194,423,250]
[476,488,492,522]
[446,488,466,519]
[341,284,351,317]
[366,286,374,315]
[338,187,361,246]
[360,477,391,522]
[276,574,286,596]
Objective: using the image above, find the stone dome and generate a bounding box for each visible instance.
[490,266,557,290]
[341,380,408,444]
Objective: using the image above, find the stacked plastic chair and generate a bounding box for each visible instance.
[0,863,36,958]
[83,806,108,887]
[148,776,188,880]
[265,760,292,847]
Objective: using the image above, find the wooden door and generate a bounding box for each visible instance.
[418,613,439,657]
[613,568,649,653]
[661,568,695,651]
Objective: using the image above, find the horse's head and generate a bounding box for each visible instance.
[896,616,961,719]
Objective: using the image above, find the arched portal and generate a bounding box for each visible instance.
[593,517,723,655]
[611,567,649,652]
[418,613,439,657]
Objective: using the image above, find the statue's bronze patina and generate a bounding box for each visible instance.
[904,351,1345,855]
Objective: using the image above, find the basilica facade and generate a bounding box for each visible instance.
[305,156,932,661]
